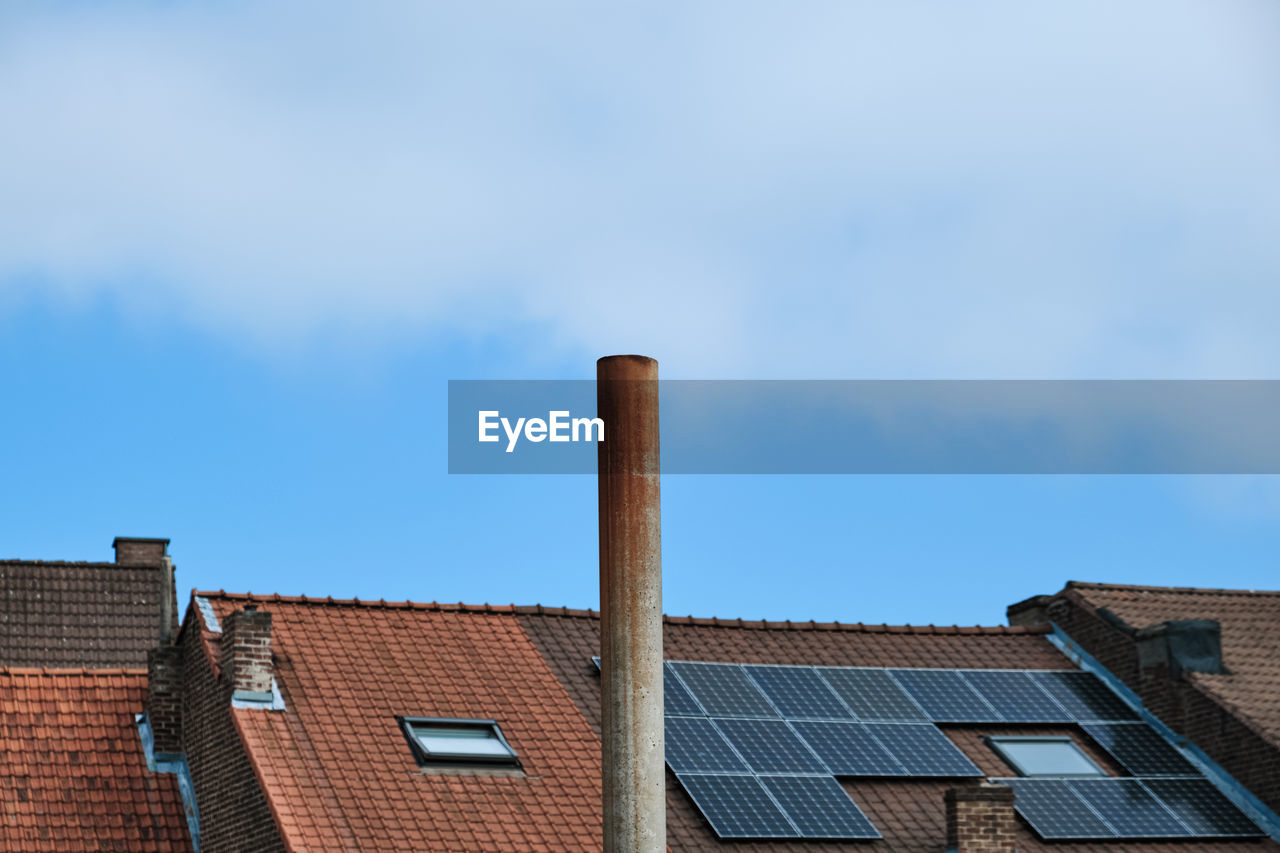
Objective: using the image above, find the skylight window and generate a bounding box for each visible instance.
[399,717,520,768]
[987,736,1107,778]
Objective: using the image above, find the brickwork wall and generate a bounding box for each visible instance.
[178,604,286,853]
[148,644,184,755]
[945,783,1018,852]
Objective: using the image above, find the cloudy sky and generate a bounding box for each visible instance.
[1,2,1277,623]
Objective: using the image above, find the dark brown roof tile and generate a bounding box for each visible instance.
[0,561,169,668]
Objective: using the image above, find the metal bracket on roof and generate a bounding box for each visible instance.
[195,596,221,632]
[231,676,287,711]
[1046,622,1280,842]
[137,713,201,852]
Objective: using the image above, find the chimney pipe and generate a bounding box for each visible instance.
[597,355,664,853]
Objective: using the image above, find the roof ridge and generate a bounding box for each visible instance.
[0,666,148,676]
[1067,580,1280,597]
[192,591,1047,635]
[0,560,125,568]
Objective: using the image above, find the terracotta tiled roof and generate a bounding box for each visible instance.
[0,560,169,668]
[193,591,1045,634]
[192,591,1276,852]
[0,668,193,852]
[196,593,603,853]
[1064,581,1280,748]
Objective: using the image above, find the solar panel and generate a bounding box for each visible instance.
[1082,723,1199,776]
[817,667,928,721]
[713,718,826,774]
[759,775,880,839]
[744,665,853,720]
[1068,778,1189,838]
[790,721,904,776]
[664,662,704,716]
[670,662,778,718]
[1003,778,1113,839]
[677,773,798,838]
[658,663,1252,843]
[962,670,1068,722]
[1142,779,1263,838]
[664,716,747,773]
[890,669,1002,722]
[864,723,981,776]
[1030,671,1139,721]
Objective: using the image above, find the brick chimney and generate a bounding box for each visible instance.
[113,536,169,566]
[945,782,1018,852]
[146,645,184,755]
[113,536,179,645]
[221,606,274,702]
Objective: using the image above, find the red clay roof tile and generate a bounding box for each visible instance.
[199,594,603,852]
[192,591,1276,852]
[0,669,193,852]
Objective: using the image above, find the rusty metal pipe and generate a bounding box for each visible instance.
[597,354,664,853]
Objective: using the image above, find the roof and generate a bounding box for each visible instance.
[194,591,1278,852]
[1063,581,1280,748]
[520,606,1279,853]
[0,668,194,853]
[195,592,603,852]
[0,560,169,668]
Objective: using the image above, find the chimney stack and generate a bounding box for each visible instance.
[146,645,184,755]
[113,536,170,567]
[945,783,1018,852]
[113,536,179,645]
[221,606,274,703]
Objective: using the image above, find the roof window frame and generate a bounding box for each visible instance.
[398,717,522,769]
[986,735,1108,778]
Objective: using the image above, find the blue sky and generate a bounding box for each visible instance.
[1,2,1278,626]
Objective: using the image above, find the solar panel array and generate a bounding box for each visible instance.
[1002,778,1263,839]
[592,659,1263,841]
[1082,723,1200,777]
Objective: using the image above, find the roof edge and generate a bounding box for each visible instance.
[0,559,134,569]
[1066,580,1280,597]
[193,591,1050,636]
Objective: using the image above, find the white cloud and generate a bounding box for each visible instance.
[2,1,1278,376]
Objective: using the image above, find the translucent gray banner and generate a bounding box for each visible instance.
[447,380,1280,474]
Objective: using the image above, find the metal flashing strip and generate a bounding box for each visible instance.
[1046,622,1280,842]
[230,677,287,710]
[137,713,201,852]
[195,596,221,632]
